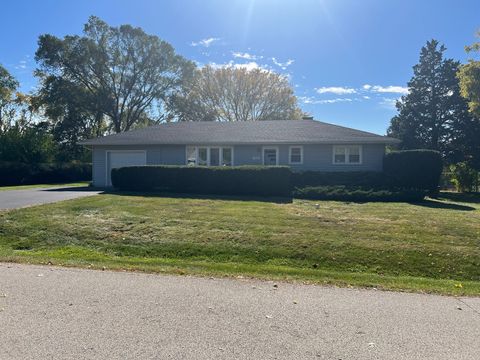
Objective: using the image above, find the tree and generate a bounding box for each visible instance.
[458,30,480,119]
[167,65,303,122]
[388,40,476,159]
[0,64,19,133]
[31,76,106,161]
[0,123,57,164]
[35,16,195,133]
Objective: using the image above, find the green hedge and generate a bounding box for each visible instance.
[383,150,443,192]
[0,162,91,186]
[293,185,426,202]
[292,150,443,193]
[111,166,292,197]
[292,171,388,188]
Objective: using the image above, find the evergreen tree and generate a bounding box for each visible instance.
[388,40,475,160]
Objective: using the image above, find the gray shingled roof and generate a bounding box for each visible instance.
[79,120,400,146]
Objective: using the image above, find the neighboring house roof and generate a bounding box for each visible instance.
[79,120,400,146]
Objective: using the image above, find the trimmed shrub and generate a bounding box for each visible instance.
[291,171,388,188]
[0,162,91,186]
[293,185,426,202]
[383,150,443,192]
[111,165,292,197]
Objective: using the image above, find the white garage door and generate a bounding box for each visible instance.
[107,151,146,186]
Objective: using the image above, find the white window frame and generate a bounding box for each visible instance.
[262,146,279,166]
[105,150,147,186]
[288,146,303,165]
[332,145,363,165]
[185,146,234,166]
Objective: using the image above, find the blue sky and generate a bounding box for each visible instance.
[1,0,479,134]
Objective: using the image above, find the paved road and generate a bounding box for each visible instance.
[0,263,478,359]
[0,186,101,210]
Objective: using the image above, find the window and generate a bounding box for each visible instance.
[333,145,362,164]
[185,146,234,166]
[222,148,232,166]
[289,146,303,164]
[334,146,346,164]
[186,147,196,166]
[198,148,208,166]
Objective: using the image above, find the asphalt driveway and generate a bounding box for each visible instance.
[0,186,101,210]
[0,263,478,360]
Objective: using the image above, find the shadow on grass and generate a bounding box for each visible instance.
[410,199,476,211]
[103,190,293,204]
[437,191,480,204]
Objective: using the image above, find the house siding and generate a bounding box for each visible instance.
[92,143,385,187]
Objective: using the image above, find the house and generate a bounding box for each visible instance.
[80,119,400,187]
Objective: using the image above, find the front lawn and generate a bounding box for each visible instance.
[0,192,479,295]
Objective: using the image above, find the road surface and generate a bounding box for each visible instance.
[0,263,478,359]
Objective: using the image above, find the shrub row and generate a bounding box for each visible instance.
[291,171,388,188]
[111,165,292,197]
[293,185,427,202]
[0,162,91,186]
[292,150,443,193]
[110,150,441,202]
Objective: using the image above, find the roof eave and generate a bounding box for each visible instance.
[78,139,401,146]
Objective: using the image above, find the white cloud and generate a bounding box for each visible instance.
[363,95,371,99]
[271,57,294,70]
[190,37,221,47]
[232,62,264,71]
[299,96,354,105]
[315,86,357,95]
[370,85,408,94]
[208,61,270,72]
[362,84,372,90]
[231,51,262,60]
[14,59,28,70]
[379,97,399,109]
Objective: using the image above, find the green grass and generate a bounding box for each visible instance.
[0,182,89,191]
[0,191,479,295]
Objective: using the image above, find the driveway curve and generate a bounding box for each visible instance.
[0,186,101,210]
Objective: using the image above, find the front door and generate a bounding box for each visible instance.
[263,147,278,166]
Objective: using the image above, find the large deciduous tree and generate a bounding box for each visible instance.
[388,40,479,165]
[458,30,480,119]
[167,65,303,122]
[35,16,195,133]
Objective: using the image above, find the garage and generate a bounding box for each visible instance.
[106,151,146,186]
